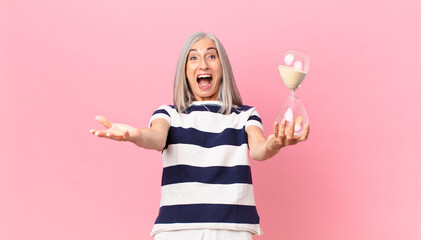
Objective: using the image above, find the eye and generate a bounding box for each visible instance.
[207,54,217,59]
[189,55,198,61]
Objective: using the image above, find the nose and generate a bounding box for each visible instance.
[199,58,209,70]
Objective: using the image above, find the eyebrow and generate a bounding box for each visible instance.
[189,47,218,52]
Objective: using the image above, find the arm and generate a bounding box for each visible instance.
[90,115,169,151]
[246,119,310,161]
[134,118,169,150]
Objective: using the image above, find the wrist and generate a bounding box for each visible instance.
[265,142,281,158]
[131,129,143,146]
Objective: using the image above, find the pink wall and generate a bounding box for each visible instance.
[1,0,420,239]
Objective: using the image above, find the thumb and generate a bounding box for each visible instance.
[123,130,131,140]
[95,115,113,129]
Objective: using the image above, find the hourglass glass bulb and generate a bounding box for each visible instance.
[277,50,310,135]
[277,92,309,135]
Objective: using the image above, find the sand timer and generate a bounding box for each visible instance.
[276,50,309,135]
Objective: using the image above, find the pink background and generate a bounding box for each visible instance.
[1,0,420,239]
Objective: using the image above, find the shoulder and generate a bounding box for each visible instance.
[233,105,259,114]
[152,105,176,116]
[149,105,176,127]
[238,105,264,131]
[235,105,254,111]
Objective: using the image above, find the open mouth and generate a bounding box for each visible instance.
[197,74,213,90]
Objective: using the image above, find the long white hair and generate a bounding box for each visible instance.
[173,32,242,114]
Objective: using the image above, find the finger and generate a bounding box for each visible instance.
[90,129,96,134]
[93,130,107,137]
[95,129,123,140]
[298,124,310,141]
[279,119,287,137]
[93,129,117,138]
[286,121,294,141]
[105,129,126,140]
[95,115,112,129]
[273,122,279,137]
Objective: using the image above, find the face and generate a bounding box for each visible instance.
[186,38,222,101]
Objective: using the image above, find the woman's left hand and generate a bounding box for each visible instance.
[266,119,310,152]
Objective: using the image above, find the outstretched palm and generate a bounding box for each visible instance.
[90,116,140,142]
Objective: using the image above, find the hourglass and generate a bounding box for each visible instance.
[276,50,309,136]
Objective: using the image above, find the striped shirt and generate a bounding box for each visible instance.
[149,101,263,236]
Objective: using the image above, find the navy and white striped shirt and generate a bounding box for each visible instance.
[149,101,263,236]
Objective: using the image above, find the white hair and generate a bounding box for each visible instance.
[173,32,243,114]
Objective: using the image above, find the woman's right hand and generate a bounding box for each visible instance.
[90,115,141,143]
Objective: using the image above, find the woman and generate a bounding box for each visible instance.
[90,32,309,240]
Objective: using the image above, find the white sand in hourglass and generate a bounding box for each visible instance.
[277,65,306,91]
